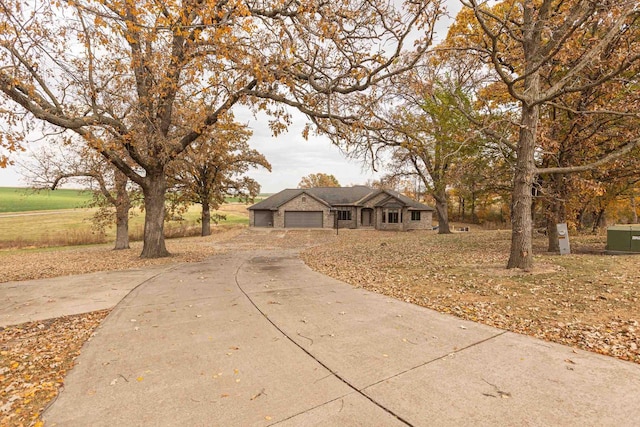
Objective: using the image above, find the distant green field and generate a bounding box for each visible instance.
[0,187,93,213]
[0,187,267,212]
[0,186,250,249]
[224,195,269,203]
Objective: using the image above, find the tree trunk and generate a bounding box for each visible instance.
[113,170,130,250]
[471,192,477,223]
[546,197,567,252]
[201,199,211,236]
[546,218,558,252]
[140,173,170,258]
[434,190,451,234]
[631,190,638,224]
[507,103,539,269]
[593,208,607,232]
[546,175,567,252]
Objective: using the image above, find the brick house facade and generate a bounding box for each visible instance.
[249,186,434,231]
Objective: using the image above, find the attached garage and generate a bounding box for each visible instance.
[253,210,274,227]
[284,211,323,228]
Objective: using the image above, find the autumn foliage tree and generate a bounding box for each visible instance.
[0,0,443,258]
[168,116,270,236]
[298,173,341,189]
[454,0,640,268]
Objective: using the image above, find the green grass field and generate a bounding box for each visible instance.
[0,187,249,249]
[224,195,268,203]
[0,187,267,213]
[0,187,93,212]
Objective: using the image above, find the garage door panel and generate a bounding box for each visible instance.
[284,211,323,228]
[254,210,273,227]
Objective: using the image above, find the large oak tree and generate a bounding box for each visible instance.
[456,0,640,269]
[0,0,443,257]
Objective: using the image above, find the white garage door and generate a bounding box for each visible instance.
[284,211,323,228]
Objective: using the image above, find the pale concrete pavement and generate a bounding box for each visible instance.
[27,249,640,426]
[0,266,172,327]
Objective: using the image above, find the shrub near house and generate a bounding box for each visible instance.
[248,186,434,230]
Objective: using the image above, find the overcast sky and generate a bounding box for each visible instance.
[238,109,385,193]
[0,2,462,194]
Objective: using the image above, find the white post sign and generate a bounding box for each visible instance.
[557,223,571,255]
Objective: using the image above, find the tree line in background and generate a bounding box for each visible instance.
[298,173,341,189]
[1,0,639,270]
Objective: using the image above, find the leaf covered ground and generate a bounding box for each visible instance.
[1,311,109,427]
[0,227,244,283]
[302,229,640,364]
[2,227,638,426]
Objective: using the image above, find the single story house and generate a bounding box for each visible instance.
[248,186,434,231]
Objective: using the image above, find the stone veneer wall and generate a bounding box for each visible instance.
[406,210,433,230]
[336,206,357,229]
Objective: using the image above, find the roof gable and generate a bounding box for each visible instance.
[360,189,432,210]
[248,188,332,210]
[377,196,404,208]
[385,190,434,211]
[248,189,302,210]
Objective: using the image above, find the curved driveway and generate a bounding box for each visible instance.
[32,241,640,426]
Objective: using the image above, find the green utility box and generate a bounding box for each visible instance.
[606,225,640,254]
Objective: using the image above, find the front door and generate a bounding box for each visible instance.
[361,208,373,226]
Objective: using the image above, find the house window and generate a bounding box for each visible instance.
[388,210,399,223]
[302,196,306,202]
[337,208,351,221]
[411,211,421,221]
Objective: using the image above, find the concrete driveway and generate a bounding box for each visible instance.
[0,265,173,327]
[32,246,640,426]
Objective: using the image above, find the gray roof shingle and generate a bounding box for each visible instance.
[248,186,433,211]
